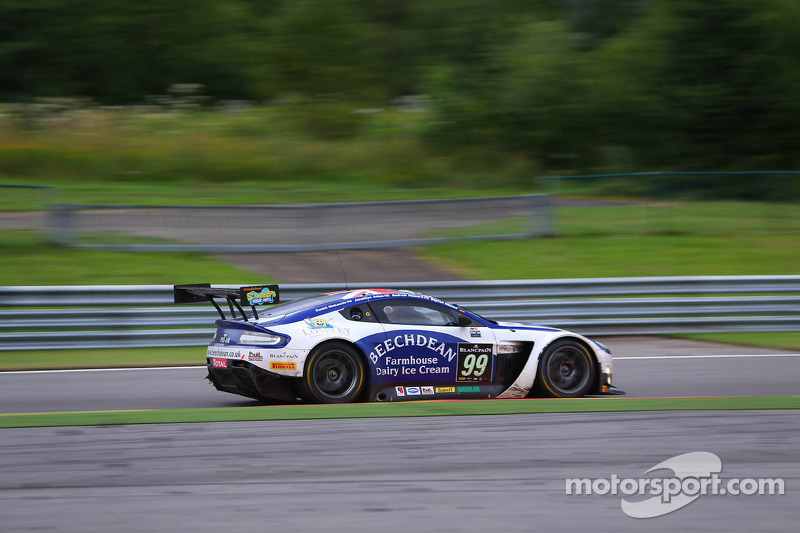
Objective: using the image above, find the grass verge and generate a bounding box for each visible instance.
[0,347,205,370]
[422,233,800,279]
[669,332,800,351]
[1,396,797,428]
[422,202,800,278]
[0,230,261,284]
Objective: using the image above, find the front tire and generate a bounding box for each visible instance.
[533,339,595,398]
[299,342,366,404]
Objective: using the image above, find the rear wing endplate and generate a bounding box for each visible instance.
[174,283,280,321]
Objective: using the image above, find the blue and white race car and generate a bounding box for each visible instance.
[175,284,623,403]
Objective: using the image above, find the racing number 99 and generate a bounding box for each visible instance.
[461,352,488,378]
[457,344,493,382]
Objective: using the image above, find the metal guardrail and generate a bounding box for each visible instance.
[1,276,798,351]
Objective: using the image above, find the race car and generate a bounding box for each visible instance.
[174,284,623,403]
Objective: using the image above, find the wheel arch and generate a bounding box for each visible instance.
[306,338,372,402]
[566,336,604,394]
[538,335,599,364]
[535,335,599,397]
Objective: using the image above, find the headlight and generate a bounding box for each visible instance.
[239,331,284,346]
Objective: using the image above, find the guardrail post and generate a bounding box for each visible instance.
[529,194,554,238]
[46,203,73,245]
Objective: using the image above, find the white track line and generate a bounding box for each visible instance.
[0,366,204,375]
[2,353,800,375]
[616,353,800,360]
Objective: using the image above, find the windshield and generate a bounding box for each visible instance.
[466,308,498,325]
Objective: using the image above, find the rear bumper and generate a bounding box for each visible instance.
[207,359,296,402]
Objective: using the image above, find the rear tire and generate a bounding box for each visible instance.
[533,339,595,398]
[299,342,366,404]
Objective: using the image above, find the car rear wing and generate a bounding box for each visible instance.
[174,283,280,321]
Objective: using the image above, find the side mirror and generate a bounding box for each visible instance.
[457,315,471,327]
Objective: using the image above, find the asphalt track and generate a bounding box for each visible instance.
[1,411,797,532]
[0,337,798,413]
[1,337,798,531]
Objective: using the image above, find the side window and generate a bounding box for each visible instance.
[374,299,459,326]
[339,304,377,323]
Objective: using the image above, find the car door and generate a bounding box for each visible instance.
[369,298,497,392]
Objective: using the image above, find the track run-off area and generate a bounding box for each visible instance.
[1,336,798,532]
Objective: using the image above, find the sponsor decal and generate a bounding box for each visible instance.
[247,351,263,362]
[470,328,481,338]
[304,317,334,329]
[498,342,525,354]
[406,386,421,396]
[211,358,227,369]
[369,333,458,364]
[395,386,406,397]
[270,361,297,371]
[301,324,351,337]
[325,289,411,300]
[457,386,480,393]
[367,330,461,382]
[457,343,493,382]
[220,333,230,344]
[435,387,455,393]
[268,353,299,359]
[421,386,434,395]
[244,287,277,305]
[208,348,242,358]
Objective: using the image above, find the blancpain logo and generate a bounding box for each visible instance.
[368,334,457,364]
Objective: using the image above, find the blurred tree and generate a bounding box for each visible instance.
[417,1,546,146]
[1,0,799,190]
[262,0,380,100]
[590,0,800,174]
[0,1,46,100]
[423,18,594,168]
[559,0,646,46]
[0,0,264,103]
[495,21,594,165]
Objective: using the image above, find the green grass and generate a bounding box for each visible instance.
[0,346,204,370]
[421,202,800,278]
[671,332,800,351]
[556,202,799,236]
[1,396,797,428]
[0,106,540,211]
[0,230,260,285]
[0,178,528,211]
[422,233,800,279]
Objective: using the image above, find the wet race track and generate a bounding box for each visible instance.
[1,337,798,531]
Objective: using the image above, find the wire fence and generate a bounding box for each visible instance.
[45,194,553,251]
